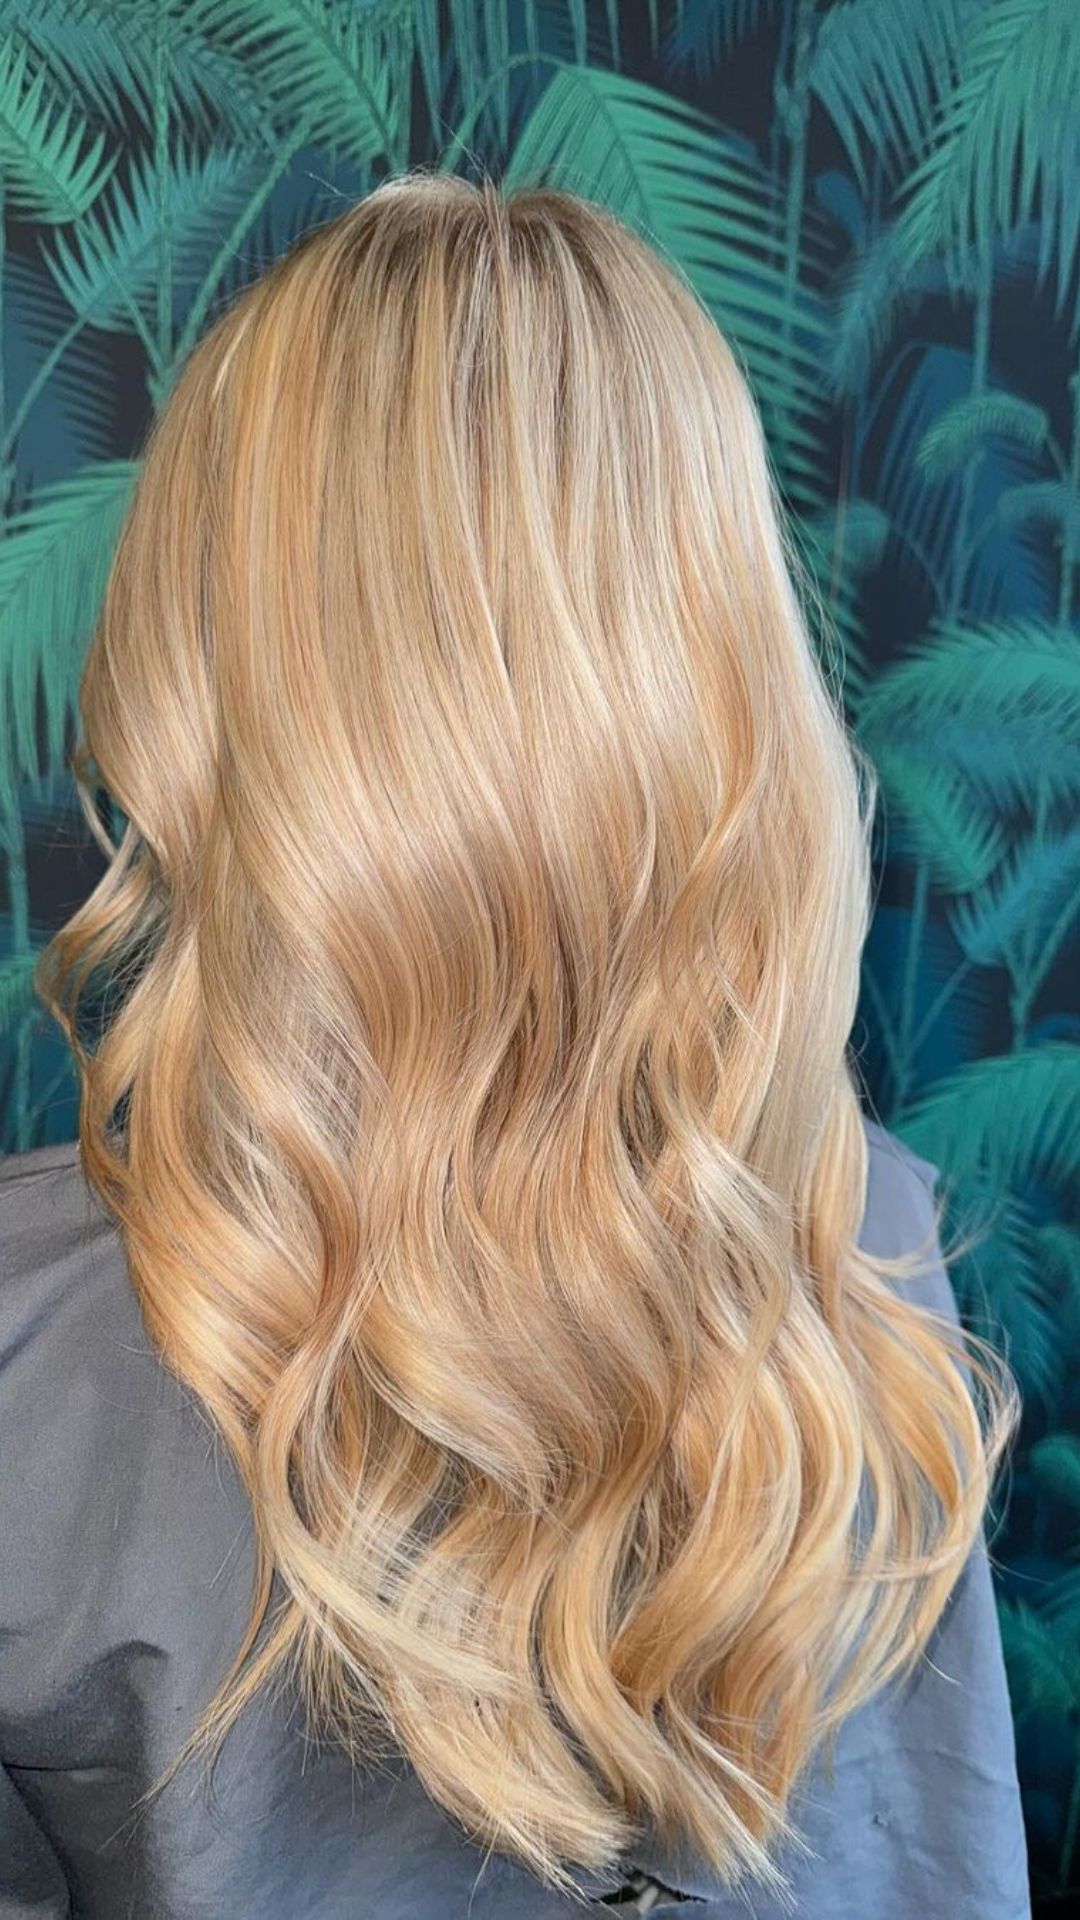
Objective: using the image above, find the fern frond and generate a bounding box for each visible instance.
[915,390,1049,478]
[946,1187,1063,1410]
[949,823,1080,970]
[0,952,38,1028]
[997,481,1080,545]
[0,0,137,127]
[0,462,137,780]
[179,0,409,169]
[662,0,778,82]
[857,619,1080,807]
[1030,1434,1080,1517]
[0,30,117,221]
[997,1595,1080,1717]
[900,1043,1080,1196]
[40,139,270,333]
[898,0,1080,327]
[869,741,1005,890]
[809,0,975,194]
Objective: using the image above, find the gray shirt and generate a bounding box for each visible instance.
[0,1120,1030,1918]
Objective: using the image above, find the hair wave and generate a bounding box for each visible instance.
[37,171,1017,1903]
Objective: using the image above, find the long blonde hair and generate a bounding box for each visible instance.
[36,171,1016,1903]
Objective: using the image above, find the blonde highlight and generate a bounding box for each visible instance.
[37,170,1017,1903]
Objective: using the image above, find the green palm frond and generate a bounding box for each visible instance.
[997,480,1080,546]
[179,0,409,170]
[0,461,137,781]
[949,822,1080,970]
[826,219,945,397]
[997,1595,1080,1719]
[874,345,1053,615]
[6,244,120,458]
[41,139,272,333]
[898,0,1080,327]
[504,65,833,506]
[1040,1567,1080,1633]
[947,1187,1063,1409]
[796,497,891,693]
[664,0,778,79]
[809,0,975,194]
[1030,1434,1080,1517]
[130,6,279,144]
[0,1,137,128]
[915,390,1050,478]
[442,0,604,160]
[869,741,1004,890]
[1038,1221,1080,1348]
[0,1,268,143]
[857,620,1080,810]
[0,30,117,222]
[0,951,38,1028]
[900,1043,1080,1197]
[805,496,892,577]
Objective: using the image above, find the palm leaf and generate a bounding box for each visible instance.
[0,30,117,222]
[1030,1434,1080,1517]
[897,0,1080,330]
[807,0,976,194]
[1036,1567,1080,1636]
[212,167,350,306]
[997,480,1080,546]
[504,64,833,507]
[899,1043,1080,1198]
[5,251,119,460]
[874,346,1051,618]
[949,822,1080,971]
[915,389,1050,479]
[1037,1221,1080,1349]
[0,1,265,143]
[662,0,778,80]
[179,0,408,170]
[796,498,890,696]
[41,139,272,333]
[996,1595,1080,1718]
[809,0,975,195]
[804,497,892,577]
[826,220,948,398]
[0,951,38,1028]
[944,1187,1064,1410]
[0,461,137,781]
[2,249,119,462]
[866,740,1004,891]
[857,620,1080,811]
[0,1,138,129]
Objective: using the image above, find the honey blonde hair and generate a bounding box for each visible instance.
[36,171,1016,1904]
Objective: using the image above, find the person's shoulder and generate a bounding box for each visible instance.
[0,1133,85,1192]
[861,1114,941,1241]
[0,1132,165,1450]
[862,1113,940,1201]
[0,1133,120,1322]
[858,1113,960,1323]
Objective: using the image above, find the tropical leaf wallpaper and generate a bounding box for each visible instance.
[0,0,1077,1907]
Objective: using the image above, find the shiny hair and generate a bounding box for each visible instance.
[36,170,1017,1903]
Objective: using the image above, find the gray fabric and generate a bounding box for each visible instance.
[0,1118,1030,1919]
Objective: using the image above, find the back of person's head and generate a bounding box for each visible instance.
[37,170,1016,1904]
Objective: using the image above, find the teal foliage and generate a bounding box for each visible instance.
[0,0,1076,1906]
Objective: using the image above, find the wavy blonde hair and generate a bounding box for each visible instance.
[36,170,1017,1904]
